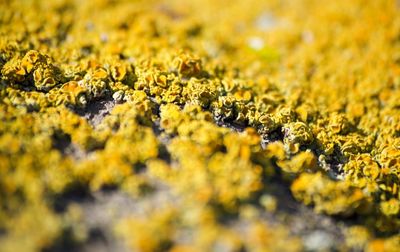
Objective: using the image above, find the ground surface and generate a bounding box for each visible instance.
[1,0,400,251]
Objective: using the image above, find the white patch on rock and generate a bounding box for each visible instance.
[247,37,264,50]
[255,13,277,31]
[304,230,334,251]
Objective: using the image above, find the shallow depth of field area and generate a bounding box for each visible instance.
[0,0,400,251]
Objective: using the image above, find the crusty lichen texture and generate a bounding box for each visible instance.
[1,0,400,251]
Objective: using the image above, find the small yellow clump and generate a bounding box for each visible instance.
[291,172,370,216]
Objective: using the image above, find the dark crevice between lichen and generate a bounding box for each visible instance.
[49,187,132,251]
[73,96,115,127]
[148,97,175,164]
[52,184,94,213]
[82,227,110,250]
[214,117,247,132]
[43,227,82,252]
[52,130,72,153]
[158,142,172,164]
[51,129,87,160]
[43,225,112,252]
[260,127,284,147]
[310,141,348,180]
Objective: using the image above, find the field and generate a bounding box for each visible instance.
[0,0,400,251]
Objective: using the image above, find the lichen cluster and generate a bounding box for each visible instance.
[1,0,400,251]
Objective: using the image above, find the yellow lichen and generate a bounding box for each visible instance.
[1,0,400,251]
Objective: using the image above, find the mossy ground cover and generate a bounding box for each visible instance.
[1,0,400,251]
